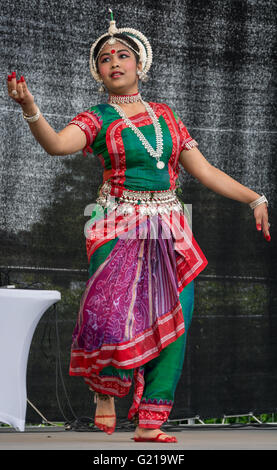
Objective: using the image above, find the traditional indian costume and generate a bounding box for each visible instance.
[68,11,208,429]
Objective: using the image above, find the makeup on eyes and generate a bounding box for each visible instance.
[99,49,131,61]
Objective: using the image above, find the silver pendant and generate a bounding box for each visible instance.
[157,161,165,169]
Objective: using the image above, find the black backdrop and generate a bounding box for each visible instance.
[0,0,277,423]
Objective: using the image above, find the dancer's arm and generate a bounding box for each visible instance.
[7,72,86,156]
[179,146,270,240]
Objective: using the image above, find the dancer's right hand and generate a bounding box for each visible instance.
[7,70,87,156]
[7,71,35,113]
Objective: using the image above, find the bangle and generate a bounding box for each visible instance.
[22,106,41,123]
[249,194,268,210]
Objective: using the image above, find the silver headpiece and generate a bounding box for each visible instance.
[89,9,153,84]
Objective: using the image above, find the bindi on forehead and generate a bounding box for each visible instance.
[99,39,132,55]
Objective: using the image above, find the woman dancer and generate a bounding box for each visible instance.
[7,11,270,443]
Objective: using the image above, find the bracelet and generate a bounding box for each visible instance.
[249,194,268,210]
[22,106,41,123]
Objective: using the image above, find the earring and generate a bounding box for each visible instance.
[137,70,149,83]
[98,81,106,93]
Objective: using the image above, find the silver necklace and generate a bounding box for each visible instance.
[110,99,165,169]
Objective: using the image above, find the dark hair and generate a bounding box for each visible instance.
[94,33,140,71]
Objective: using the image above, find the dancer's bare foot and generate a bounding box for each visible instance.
[134,426,177,442]
[94,393,116,434]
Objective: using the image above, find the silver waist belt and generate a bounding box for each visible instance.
[96,180,183,216]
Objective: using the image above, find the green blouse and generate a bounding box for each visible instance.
[68,101,198,195]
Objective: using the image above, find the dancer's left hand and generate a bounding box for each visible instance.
[254,203,270,241]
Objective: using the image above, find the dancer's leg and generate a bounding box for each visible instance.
[86,237,135,432]
[134,280,194,439]
[84,366,134,433]
[83,235,194,437]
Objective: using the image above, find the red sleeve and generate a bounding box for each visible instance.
[177,117,198,152]
[67,110,102,157]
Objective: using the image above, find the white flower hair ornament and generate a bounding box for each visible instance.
[89,9,153,84]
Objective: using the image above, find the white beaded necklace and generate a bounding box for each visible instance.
[109,98,165,169]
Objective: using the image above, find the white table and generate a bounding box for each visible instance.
[0,288,61,431]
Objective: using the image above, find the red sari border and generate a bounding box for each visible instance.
[69,298,185,377]
[84,373,132,397]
